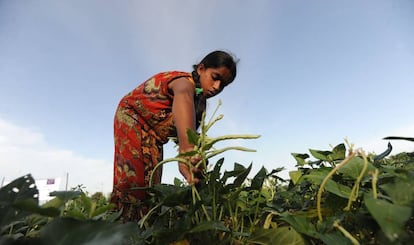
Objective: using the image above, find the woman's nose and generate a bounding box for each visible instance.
[212,81,221,91]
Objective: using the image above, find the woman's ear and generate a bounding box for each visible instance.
[196,63,205,74]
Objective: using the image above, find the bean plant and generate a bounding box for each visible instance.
[1,101,413,244]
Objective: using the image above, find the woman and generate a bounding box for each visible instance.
[110,50,238,221]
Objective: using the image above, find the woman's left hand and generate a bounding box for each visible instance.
[179,155,202,184]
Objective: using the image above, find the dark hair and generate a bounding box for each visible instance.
[192,50,238,129]
[192,50,238,85]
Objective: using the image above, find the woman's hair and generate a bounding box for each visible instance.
[192,50,238,129]
[192,50,238,85]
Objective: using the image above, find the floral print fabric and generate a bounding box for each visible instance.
[110,71,193,222]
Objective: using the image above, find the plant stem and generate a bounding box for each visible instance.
[344,150,368,211]
[149,157,188,187]
[212,182,217,221]
[192,185,211,221]
[206,114,224,132]
[218,205,224,221]
[333,220,360,245]
[206,134,261,146]
[206,99,222,131]
[371,168,379,199]
[206,146,257,159]
[317,151,356,223]
[139,203,162,228]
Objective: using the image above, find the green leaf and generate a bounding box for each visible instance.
[364,195,412,242]
[331,143,346,160]
[12,199,60,217]
[280,214,318,238]
[291,153,309,166]
[233,163,252,187]
[222,163,249,185]
[288,170,302,185]
[309,144,346,162]
[64,209,87,221]
[324,181,352,199]
[248,226,305,245]
[188,221,230,233]
[80,193,93,216]
[380,178,414,206]
[250,166,267,191]
[38,217,140,245]
[0,174,38,227]
[210,157,224,182]
[338,157,375,179]
[309,149,332,161]
[280,214,350,244]
[91,203,116,219]
[151,184,192,206]
[186,128,199,145]
[49,190,82,203]
[303,173,352,199]
[42,197,64,209]
[173,177,184,186]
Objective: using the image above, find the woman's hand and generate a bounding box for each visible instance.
[178,155,202,184]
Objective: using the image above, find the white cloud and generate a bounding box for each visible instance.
[0,118,112,196]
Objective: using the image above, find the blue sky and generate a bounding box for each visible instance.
[1,0,413,194]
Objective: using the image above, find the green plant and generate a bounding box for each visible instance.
[137,100,265,244]
[0,176,137,245]
[271,139,414,244]
[1,103,413,245]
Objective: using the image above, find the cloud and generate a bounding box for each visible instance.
[0,118,113,196]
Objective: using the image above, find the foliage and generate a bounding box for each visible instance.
[1,102,413,244]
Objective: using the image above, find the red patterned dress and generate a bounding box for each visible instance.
[110,71,195,221]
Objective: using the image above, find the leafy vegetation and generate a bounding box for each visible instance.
[1,103,413,244]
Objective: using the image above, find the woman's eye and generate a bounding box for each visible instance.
[212,74,222,81]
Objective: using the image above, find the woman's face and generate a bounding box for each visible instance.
[197,64,232,98]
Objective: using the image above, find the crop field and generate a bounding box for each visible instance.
[1,107,413,245]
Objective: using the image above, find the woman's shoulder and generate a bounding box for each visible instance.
[153,71,192,80]
[150,71,194,87]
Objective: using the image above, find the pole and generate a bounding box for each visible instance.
[65,172,69,191]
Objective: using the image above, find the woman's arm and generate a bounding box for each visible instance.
[169,77,200,183]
